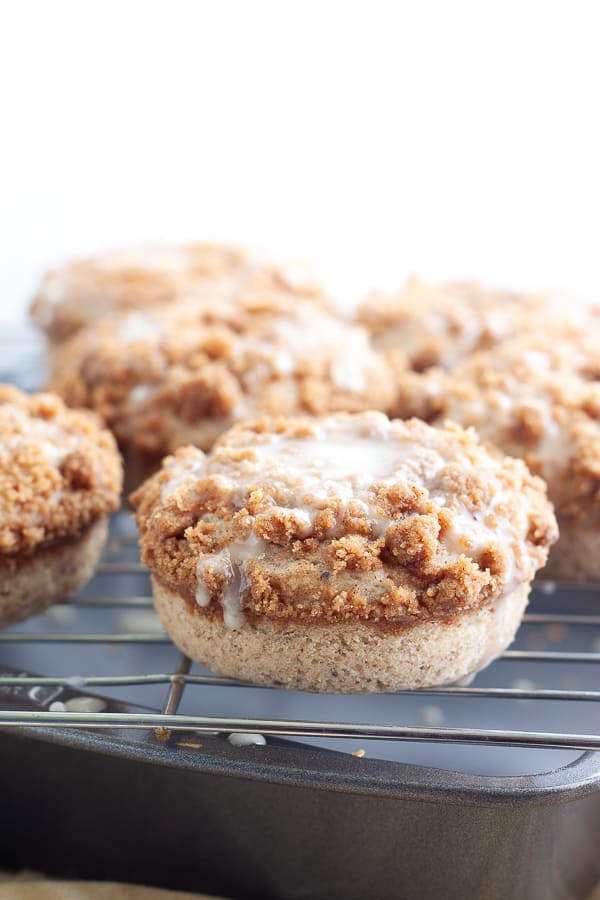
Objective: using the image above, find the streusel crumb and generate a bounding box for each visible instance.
[50,302,395,460]
[132,412,556,632]
[356,276,560,372]
[0,385,122,557]
[393,332,600,524]
[31,242,328,342]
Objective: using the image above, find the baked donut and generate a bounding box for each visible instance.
[0,386,122,627]
[357,276,589,374]
[393,332,600,579]
[30,242,327,343]
[131,412,557,693]
[50,300,395,489]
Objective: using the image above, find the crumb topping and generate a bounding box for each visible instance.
[132,412,556,631]
[30,242,328,342]
[0,386,122,555]
[50,302,394,458]
[393,332,600,522]
[357,276,593,372]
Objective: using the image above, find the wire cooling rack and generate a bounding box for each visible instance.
[0,330,599,776]
[0,511,599,772]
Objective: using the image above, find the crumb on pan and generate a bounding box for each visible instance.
[227,732,267,747]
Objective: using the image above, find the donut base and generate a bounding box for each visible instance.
[0,518,108,628]
[544,519,600,581]
[152,578,530,693]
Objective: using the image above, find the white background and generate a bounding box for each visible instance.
[1,0,600,326]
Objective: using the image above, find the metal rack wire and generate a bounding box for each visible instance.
[0,518,599,754]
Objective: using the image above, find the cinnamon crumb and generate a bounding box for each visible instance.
[132,412,556,631]
[0,386,122,556]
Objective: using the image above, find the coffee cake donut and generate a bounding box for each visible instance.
[357,276,588,374]
[131,412,556,692]
[31,242,327,343]
[0,386,122,626]
[50,301,394,489]
[393,332,600,579]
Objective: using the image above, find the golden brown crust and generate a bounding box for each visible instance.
[132,412,556,632]
[393,331,600,526]
[50,302,395,460]
[0,386,122,555]
[30,242,328,342]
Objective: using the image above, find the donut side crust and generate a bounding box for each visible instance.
[152,578,530,693]
[0,518,108,628]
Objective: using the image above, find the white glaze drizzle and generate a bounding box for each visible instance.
[172,413,535,626]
